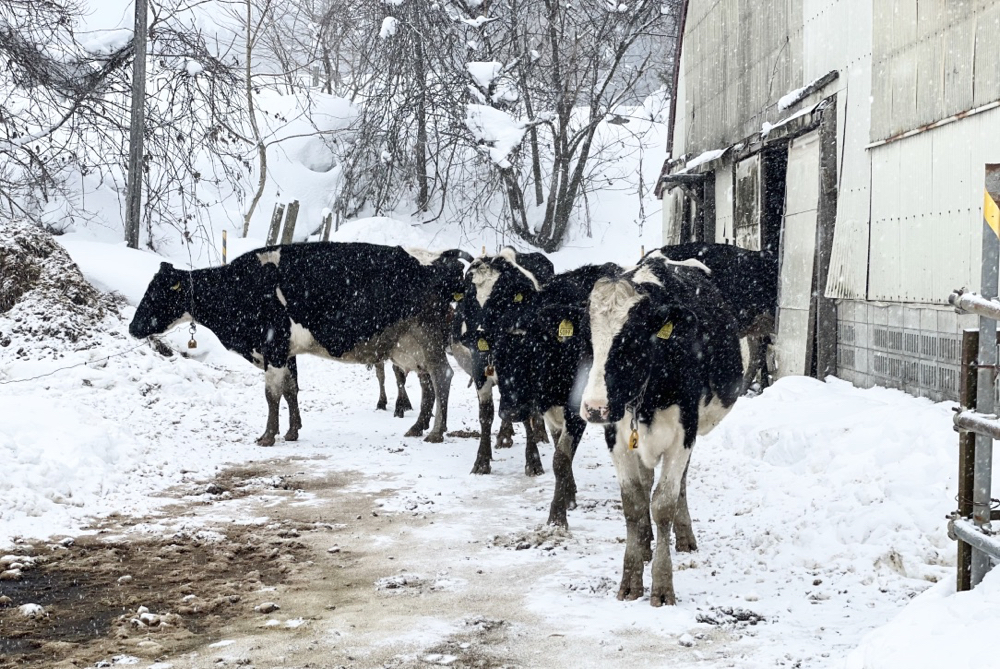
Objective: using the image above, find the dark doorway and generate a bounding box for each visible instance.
[760,146,788,255]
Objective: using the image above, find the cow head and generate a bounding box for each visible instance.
[580,277,699,424]
[453,248,554,390]
[494,304,589,424]
[129,262,191,339]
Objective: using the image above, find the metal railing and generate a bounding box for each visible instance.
[946,163,1000,590]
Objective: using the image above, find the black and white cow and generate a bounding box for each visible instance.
[452,247,555,476]
[580,256,744,606]
[492,263,619,526]
[647,243,778,388]
[130,242,472,444]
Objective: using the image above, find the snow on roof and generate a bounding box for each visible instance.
[678,147,726,173]
[778,72,833,110]
[465,104,525,169]
[762,103,819,138]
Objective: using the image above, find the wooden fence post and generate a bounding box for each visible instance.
[280,200,300,245]
[267,203,285,245]
[958,328,979,592]
[321,212,333,241]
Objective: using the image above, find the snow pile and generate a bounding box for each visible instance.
[841,570,1000,669]
[329,216,434,249]
[0,221,118,353]
[465,104,526,169]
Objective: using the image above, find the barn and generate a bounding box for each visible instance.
[657,0,1000,401]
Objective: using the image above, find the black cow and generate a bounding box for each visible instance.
[646,243,778,388]
[130,242,472,444]
[492,263,619,526]
[579,256,744,606]
[452,247,554,476]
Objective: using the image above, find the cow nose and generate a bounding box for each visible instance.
[581,400,610,423]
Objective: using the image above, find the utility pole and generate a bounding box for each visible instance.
[125,0,148,249]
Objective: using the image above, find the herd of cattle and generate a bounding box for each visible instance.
[129,240,778,607]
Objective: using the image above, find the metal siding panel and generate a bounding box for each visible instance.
[775,131,820,377]
[898,133,934,301]
[892,0,918,52]
[914,36,944,127]
[826,47,874,300]
[890,50,919,136]
[943,20,976,117]
[974,6,1000,106]
[869,142,901,300]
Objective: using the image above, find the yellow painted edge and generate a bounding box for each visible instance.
[985,188,1000,238]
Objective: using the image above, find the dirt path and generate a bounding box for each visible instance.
[1,453,745,669]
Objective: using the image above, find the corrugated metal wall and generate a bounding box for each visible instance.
[867,107,1000,303]
[871,0,1000,142]
[682,0,804,156]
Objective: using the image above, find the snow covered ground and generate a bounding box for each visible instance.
[0,239,996,668]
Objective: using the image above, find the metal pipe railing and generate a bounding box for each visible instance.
[949,518,1000,563]
[949,289,1000,320]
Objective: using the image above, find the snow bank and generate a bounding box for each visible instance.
[329,217,434,249]
[840,569,1000,669]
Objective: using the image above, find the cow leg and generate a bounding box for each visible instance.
[649,443,694,607]
[610,430,655,601]
[423,359,452,443]
[547,410,586,527]
[405,372,435,437]
[256,365,287,446]
[496,416,515,449]
[522,417,544,477]
[393,364,413,417]
[530,412,551,444]
[283,357,302,442]
[375,362,388,411]
[673,460,696,552]
[471,384,494,474]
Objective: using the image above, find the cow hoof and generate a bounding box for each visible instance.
[393,407,406,418]
[616,583,643,601]
[546,511,568,528]
[424,432,445,444]
[256,434,276,447]
[649,589,676,607]
[284,429,299,442]
[496,435,514,449]
[376,400,388,411]
[471,460,491,475]
[675,536,698,553]
[524,462,544,477]
[404,426,423,438]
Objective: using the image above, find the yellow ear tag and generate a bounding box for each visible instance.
[453,292,464,301]
[477,338,490,352]
[656,322,674,340]
[628,429,638,450]
[557,319,574,340]
[513,293,524,303]
[170,282,182,291]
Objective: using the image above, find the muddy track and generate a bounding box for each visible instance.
[0,459,537,669]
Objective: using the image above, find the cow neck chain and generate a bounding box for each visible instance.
[624,372,652,436]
